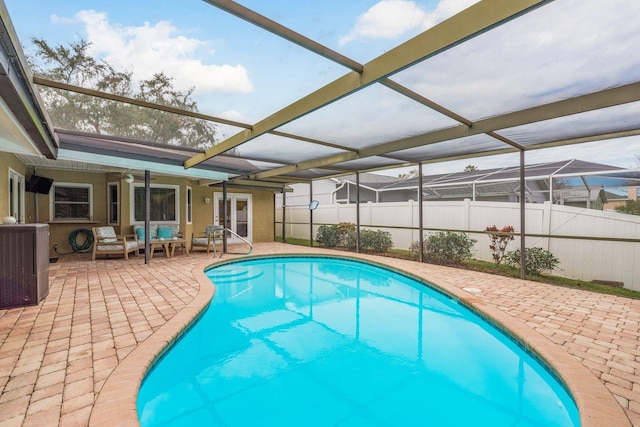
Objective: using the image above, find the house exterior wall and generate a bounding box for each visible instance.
[120,174,204,243]
[0,156,274,256]
[210,188,274,243]
[336,183,377,203]
[30,169,109,255]
[379,189,416,203]
[604,187,638,211]
[252,191,275,242]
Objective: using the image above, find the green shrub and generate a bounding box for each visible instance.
[409,240,423,256]
[317,223,393,252]
[505,247,560,276]
[316,225,342,247]
[343,229,393,252]
[318,223,390,250]
[344,229,357,249]
[360,229,393,252]
[614,200,640,216]
[411,231,476,265]
[336,222,356,236]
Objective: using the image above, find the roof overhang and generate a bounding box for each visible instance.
[57,148,227,182]
[0,1,57,158]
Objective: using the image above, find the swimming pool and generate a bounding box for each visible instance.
[137,256,579,426]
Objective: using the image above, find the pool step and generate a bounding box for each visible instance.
[206,266,263,283]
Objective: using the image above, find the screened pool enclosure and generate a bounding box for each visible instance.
[1,0,640,281]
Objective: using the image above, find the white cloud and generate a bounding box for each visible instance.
[339,0,477,46]
[68,10,253,95]
[219,110,245,121]
[339,1,428,46]
[50,14,76,25]
[395,0,640,119]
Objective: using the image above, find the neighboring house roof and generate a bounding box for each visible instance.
[380,159,625,191]
[328,159,640,201]
[604,191,629,201]
[332,173,400,190]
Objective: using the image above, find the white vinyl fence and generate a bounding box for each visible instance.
[276,200,640,291]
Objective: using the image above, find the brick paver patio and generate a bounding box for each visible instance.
[0,243,638,426]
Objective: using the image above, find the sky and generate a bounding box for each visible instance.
[4,0,640,176]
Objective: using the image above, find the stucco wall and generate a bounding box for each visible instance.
[28,169,108,255]
[1,156,275,256]
[210,188,274,243]
[251,190,275,242]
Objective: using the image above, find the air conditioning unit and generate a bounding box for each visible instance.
[0,224,50,309]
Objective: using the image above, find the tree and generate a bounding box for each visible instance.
[464,164,478,172]
[398,169,419,179]
[30,38,219,149]
[614,200,640,216]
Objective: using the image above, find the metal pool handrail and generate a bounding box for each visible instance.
[214,227,253,258]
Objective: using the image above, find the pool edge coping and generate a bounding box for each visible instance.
[88,258,217,427]
[88,250,631,427]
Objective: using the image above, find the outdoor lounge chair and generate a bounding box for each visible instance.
[91,226,139,260]
[191,224,224,255]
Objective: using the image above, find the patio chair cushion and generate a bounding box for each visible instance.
[167,224,181,237]
[135,227,146,240]
[206,224,223,236]
[95,226,118,243]
[191,237,210,246]
[91,226,139,260]
[133,224,157,239]
[133,224,180,240]
[191,225,223,254]
[157,227,173,239]
[96,241,139,252]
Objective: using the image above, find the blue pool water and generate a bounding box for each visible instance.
[137,256,580,426]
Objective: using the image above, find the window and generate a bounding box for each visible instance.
[8,169,25,223]
[186,186,192,224]
[51,183,92,220]
[132,184,179,223]
[107,182,119,225]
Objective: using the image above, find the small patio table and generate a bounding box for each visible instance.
[148,239,171,259]
[169,238,189,257]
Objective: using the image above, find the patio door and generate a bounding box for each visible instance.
[214,193,252,244]
[8,169,25,223]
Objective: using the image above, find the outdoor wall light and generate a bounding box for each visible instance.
[204,196,211,204]
[123,173,134,184]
